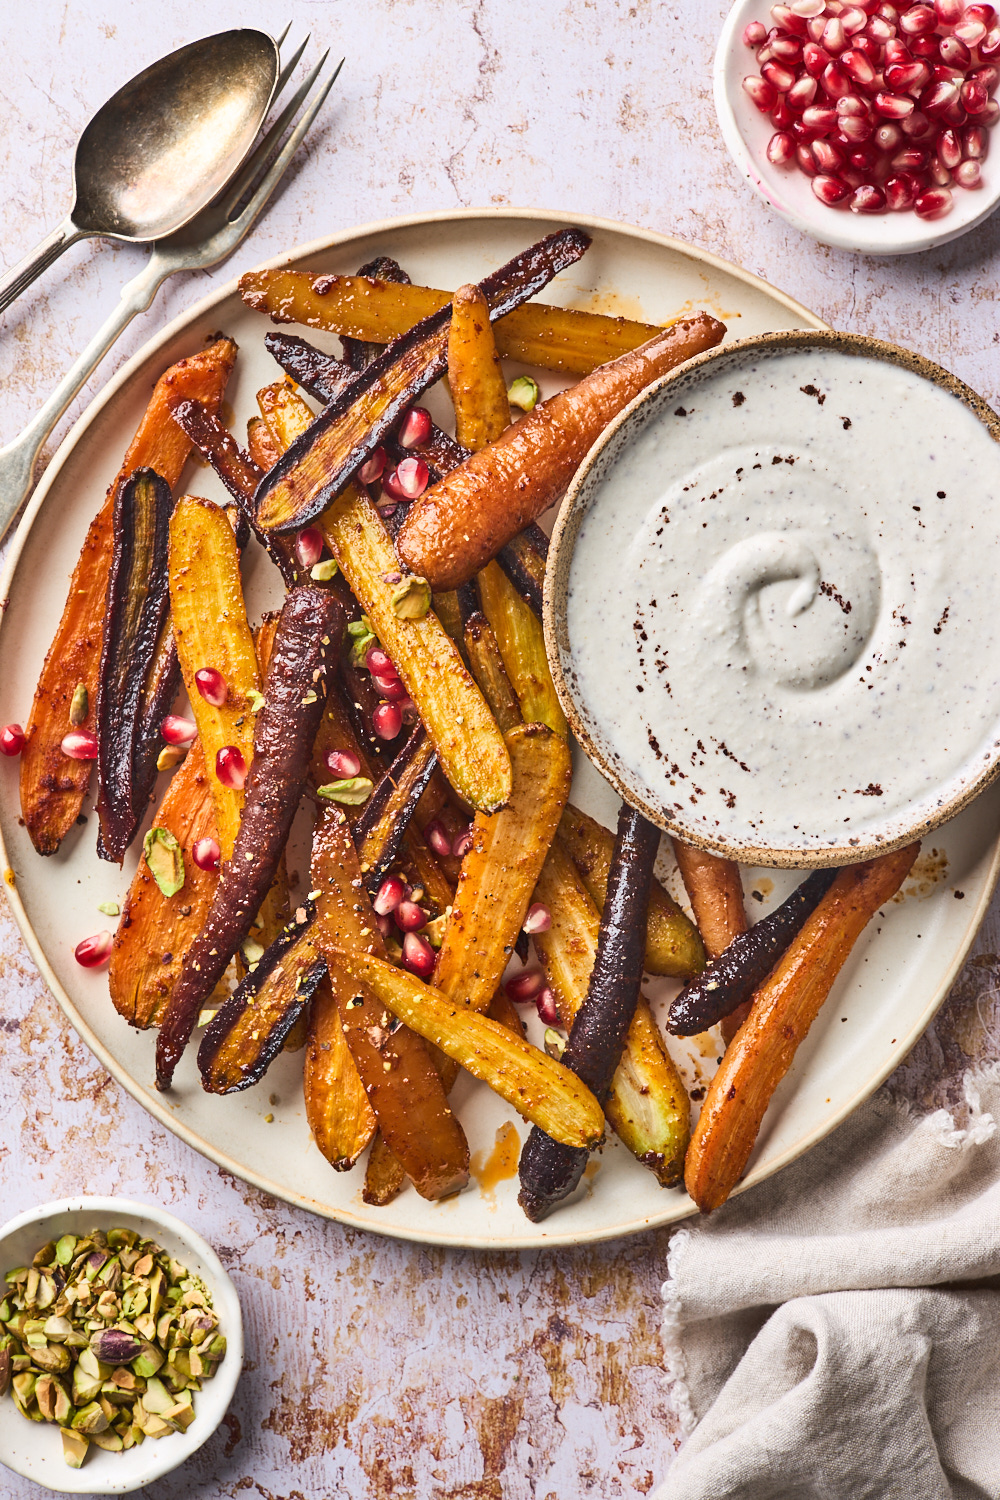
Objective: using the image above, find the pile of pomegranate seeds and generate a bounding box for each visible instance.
[743,0,996,216]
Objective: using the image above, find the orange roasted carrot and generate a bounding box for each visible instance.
[20,336,237,855]
[684,843,919,1213]
[396,315,726,591]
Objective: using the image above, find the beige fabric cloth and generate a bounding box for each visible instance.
[658,1068,1000,1500]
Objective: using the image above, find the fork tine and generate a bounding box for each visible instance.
[275,21,292,47]
[232,59,343,233]
[273,31,311,106]
[221,46,328,216]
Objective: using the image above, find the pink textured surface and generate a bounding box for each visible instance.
[2,3,1000,1495]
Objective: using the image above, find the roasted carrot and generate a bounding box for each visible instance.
[519,806,660,1221]
[684,844,920,1213]
[671,840,748,961]
[156,586,341,1088]
[20,335,237,854]
[397,315,726,591]
[447,283,511,450]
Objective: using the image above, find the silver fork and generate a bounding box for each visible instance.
[0,39,343,545]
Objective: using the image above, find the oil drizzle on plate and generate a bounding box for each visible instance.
[470,1121,521,1205]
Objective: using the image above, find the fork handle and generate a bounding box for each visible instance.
[0,216,88,318]
[0,251,169,546]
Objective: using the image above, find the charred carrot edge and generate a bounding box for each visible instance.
[351,728,438,893]
[243,270,669,375]
[669,869,839,1036]
[20,335,237,855]
[518,806,660,1222]
[397,315,727,592]
[156,586,341,1089]
[684,844,920,1214]
[496,525,548,619]
[253,228,591,532]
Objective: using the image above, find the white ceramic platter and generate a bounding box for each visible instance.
[0,208,996,1250]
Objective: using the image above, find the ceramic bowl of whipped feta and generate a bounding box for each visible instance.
[545,328,1000,867]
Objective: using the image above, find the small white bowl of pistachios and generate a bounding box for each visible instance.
[0,1198,243,1494]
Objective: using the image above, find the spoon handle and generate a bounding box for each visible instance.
[0,217,87,318]
[0,251,170,546]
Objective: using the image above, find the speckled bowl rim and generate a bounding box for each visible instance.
[0,1197,242,1494]
[544,327,1000,868]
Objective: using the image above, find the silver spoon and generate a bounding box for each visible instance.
[0,28,280,316]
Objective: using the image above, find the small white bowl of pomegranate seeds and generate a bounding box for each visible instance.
[715,0,1000,251]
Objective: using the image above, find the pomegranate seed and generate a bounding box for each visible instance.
[373,875,405,916]
[877,2,902,19]
[813,170,853,199]
[901,108,934,135]
[936,126,963,166]
[215,745,246,789]
[195,668,226,707]
[955,155,983,181]
[372,671,410,701]
[397,406,433,449]
[536,988,559,1026]
[961,80,989,114]
[807,14,829,40]
[424,819,452,858]
[866,14,896,38]
[885,169,918,204]
[396,899,428,932]
[788,73,820,108]
[757,42,777,64]
[892,144,930,165]
[75,931,113,968]
[363,645,393,677]
[358,446,387,484]
[842,6,871,31]
[804,103,840,129]
[875,89,916,114]
[773,2,809,31]
[804,41,832,72]
[763,59,797,91]
[506,968,545,1004]
[744,20,768,44]
[981,21,1000,52]
[922,78,962,115]
[797,141,821,172]
[915,184,954,212]
[884,37,913,64]
[814,136,848,167]
[840,110,876,136]
[982,97,1000,122]
[822,61,853,95]
[0,724,24,756]
[192,837,221,871]
[771,95,795,127]
[850,141,880,167]
[772,33,804,60]
[325,748,361,778]
[768,129,797,161]
[449,826,473,860]
[910,32,941,53]
[294,527,324,570]
[937,36,971,71]
[929,151,953,180]
[61,729,98,760]
[886,60,931,88]
[968,3,996,21]
[934,0,964,18]
[899,3,937,30]
[382,457,429,501]
[372,701,402,740]
[876,120,905,146]
[962,122,989,155]
[972,65,999,93]
[837,92,870,114]
[402,932,435,978]
[851,181,889,205]
[852,32,883,60]
[522,903,552,935]
[791,0,825,15]
[161,714,197,747]
[824,15,848,48]
[932,64,965,84]
[954,15,987,39]
[840,163,868,185]
[842,45,878,81]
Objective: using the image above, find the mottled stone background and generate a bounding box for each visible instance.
[2,2,1000,1494]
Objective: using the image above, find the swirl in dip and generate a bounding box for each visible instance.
[559,338,1000,862]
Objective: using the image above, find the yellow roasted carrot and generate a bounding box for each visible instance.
[477,561,568,738]
[447,283,511,450]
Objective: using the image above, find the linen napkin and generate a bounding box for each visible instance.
[657,1065,1000,1500]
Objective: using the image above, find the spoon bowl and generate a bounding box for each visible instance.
[72,29,280,241]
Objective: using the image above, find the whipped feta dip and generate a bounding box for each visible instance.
[559,341,1000,861]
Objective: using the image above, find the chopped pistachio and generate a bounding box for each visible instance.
[54,1235,77,1267]
[142,827,185,897]
[69,683,89,727]
[33,1342,72,1373]
[508,374,540,412]
[391,574,432,620]
[310,558,339,582]
[61,1428,89,1467]
[43,1315,73,1342]
[317,776,374,806]
[90,1427,124,1451]
[422,912,451,949]
[241,938,265,968]
[72,1400,110,1435]
[543,1026,566,1059]
[247,689,266,714]
[156,745,187,771]
[97,900,121,918]
[347,615,377,667]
